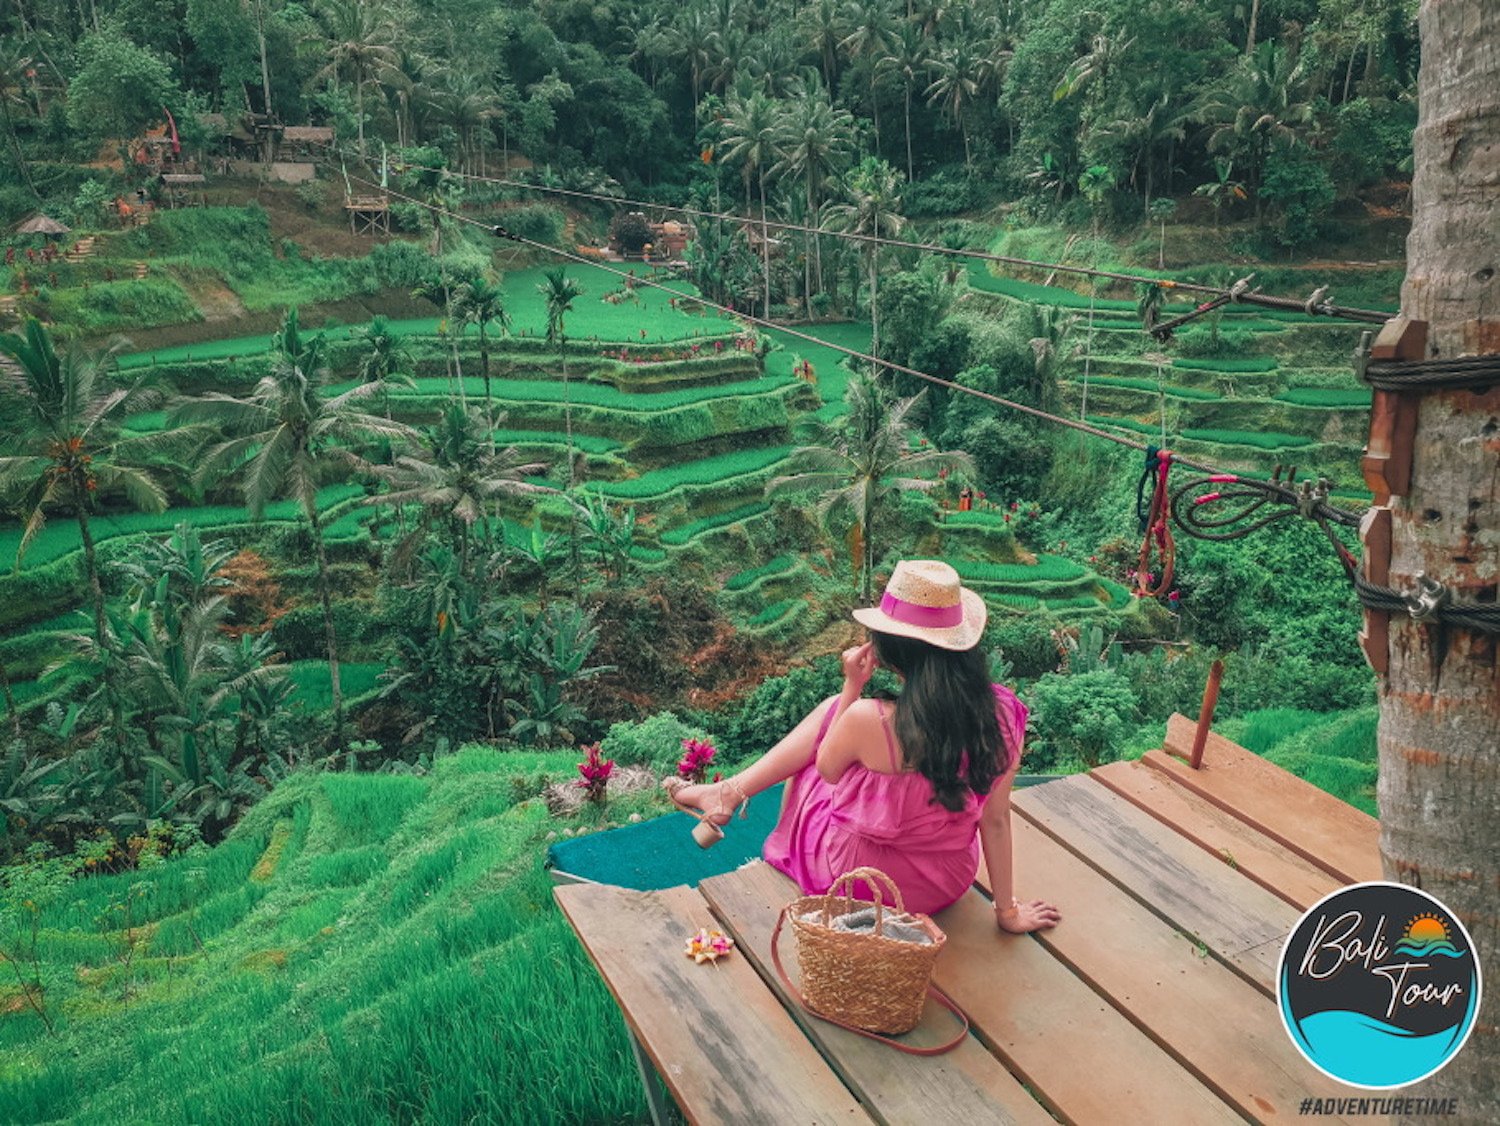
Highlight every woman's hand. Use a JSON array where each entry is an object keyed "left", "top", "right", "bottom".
[
  {"left": 996, "top": 897, "right": 1061, "bottom": 934},
  {"left": 840, "top": 642, "right": 876, "bottom": 694}
]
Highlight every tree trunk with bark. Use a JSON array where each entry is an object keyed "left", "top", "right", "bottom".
[
  {"left": 305, "top": 500, "right": 344, "bottom": 748},
  {"left": 1378, "top": 3, "right": 1499, "bottom": 1116},
  {"left": 76, "top": 507, "right": 106, "bottom": 646}
]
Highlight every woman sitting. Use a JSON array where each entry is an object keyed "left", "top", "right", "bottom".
[{"left": 665, "top": 560, "right": 1061, "bottom": 934}]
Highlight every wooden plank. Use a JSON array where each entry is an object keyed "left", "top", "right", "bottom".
[
  {"left": 979, "top": 817, "right": 1361, "bottom": 1124},
  {"left": 554, "top": 883, "right": 871, "bottom": 1126},
  {"left": 1090, "top": 759, "right": 1342, "bottom": 910},
  {"left": 700, "top": 862, "right": 1054, "bottom": 1126},
  {"left": 1150, "top": 712, "right": 1382, "bottom": 885},
  {"left": 928, "top": 889, "right": 1242, "bottom": 1125},
  {"left": 1012, "top": 776, "right": 1295, "bottom": 996}
]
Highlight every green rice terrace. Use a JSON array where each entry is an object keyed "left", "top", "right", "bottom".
[{"left": 0, "top": 0, "right": 1427, "bottom": 1108}]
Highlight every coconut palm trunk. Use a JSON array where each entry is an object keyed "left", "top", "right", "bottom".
[
  {"left": 303, "top": 497, "right": 344, "bottom": 742},
  {"left": 903, "top": 84, "right": 914, "bottom": 183},
  {"left": 1374, "top": 1, "right": 1499, "bottom": 1113},
  {"left": 75, "top": 506, "right": 106, "bottom": 645},
  {"left": 760, "top": 171, "right": 771, "bottom": 319},
  {"left": 0, "top": 655, "right": 16, "bottom": 737}
]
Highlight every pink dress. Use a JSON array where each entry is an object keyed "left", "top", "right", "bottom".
[{"left": 763, "top": 685, "right": 1028, "bottom": 916}]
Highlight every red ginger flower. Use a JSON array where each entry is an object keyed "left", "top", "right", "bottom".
[
  {"left": 576, "top": 743, "right": 614, "bottom": 802},
  {"left": 677, "top": 737, "right": 717, "bottom": 783}
]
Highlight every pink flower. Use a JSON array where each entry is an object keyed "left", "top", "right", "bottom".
[
  {"left": 1009, "top": 501, "right": 1019, "bottom": 512},
  {"left": 1168, "top": 589, "right": 1181, "bottom": 603},
  {"left": 677, "top": 737, "right": 718, "bottom": 784},
  {"left": 576, "top": 743, "right": 615, "bottom": 802}
]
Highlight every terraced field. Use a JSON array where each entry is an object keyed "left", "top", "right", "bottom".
[
  {"left": 966, "top": 255, "right": 1382, "bottom": 501},
  {"left": 3, "top": 265, "right": 1151, "bottom": 725}
]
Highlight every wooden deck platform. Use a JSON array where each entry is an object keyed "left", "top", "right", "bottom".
[{"left": 556, "top": 714, "right": 1384, "bottom": 1124}]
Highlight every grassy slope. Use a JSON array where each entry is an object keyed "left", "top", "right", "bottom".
[{"left": 0, "top": 751, "right": 653, "bottom": 1124}]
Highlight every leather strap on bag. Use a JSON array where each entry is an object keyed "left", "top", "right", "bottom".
[{"left": 769, "top": 908, "right": 970, "bottom": 1056}]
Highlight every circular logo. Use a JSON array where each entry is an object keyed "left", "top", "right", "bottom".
[{"left": 1278, "top": 881, "right": 1481, "bottom": 1089}]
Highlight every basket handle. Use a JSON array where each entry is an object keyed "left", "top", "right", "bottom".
[
  {"left": 770, "top": 907, "right": 969, "bottom": 1057},
  {"left": 823, "top": 867, "right": 907, "bottom": 936}
]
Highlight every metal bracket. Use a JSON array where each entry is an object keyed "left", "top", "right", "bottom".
[
  {"left": 1404, "top": 573, "right": 1451, "bottom": 624},
  {"left": 1353, "top": 331, "right": 1374, "bottom": 385}
]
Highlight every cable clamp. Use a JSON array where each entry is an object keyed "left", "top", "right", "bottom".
[
  {"left": 1228, "top": 274, "right": 1255, "bottom": 301},
  {"left": 1404, "top": 573, "right": 1450, "bottom": 624},
  {"left": 1353, "top": 330, "right": 1374, "bottom": 385}
]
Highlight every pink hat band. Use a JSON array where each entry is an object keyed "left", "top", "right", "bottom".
[{"left": 879, "top": 591, "right": 963, "bottom": 629}]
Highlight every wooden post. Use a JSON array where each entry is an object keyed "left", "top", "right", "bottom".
[
  {"left": 1189, "top": 659, "right": 1225, "bottom": 770},
  {"left": 1360, "top": 317, "right": 1426, "bottom": 503}
]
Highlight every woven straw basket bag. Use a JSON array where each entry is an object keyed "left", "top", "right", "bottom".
[{"left": 771, "top": 866, "right": 968, "bottom": 1054}]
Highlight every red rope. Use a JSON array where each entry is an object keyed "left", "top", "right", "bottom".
[{"left": 1135, "top": 450, "right": 1176, "bottom": 599}]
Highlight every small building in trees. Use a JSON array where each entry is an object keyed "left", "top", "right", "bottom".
[{"left": 279, "top": 126, "right": 334, "bottom": 162}]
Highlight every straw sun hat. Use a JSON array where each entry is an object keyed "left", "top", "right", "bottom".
[{"left": 850, "top": 560, "right": 987, "bottom": 651}]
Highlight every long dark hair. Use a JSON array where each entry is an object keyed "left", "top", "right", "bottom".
[{"left": 870, "top": 630, "right": 1009, "bottom": 812}]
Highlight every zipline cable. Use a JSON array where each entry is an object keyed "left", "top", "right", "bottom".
[
  {"left": 315, "top": 141, "right": 1392, "bottom": 326},
  {"left": 338, "top": 168, "right": 1480, "bottom": 620}
]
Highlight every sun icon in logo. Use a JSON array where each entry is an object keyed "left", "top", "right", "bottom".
[{"left": 1403, "top": 913, "right": 1451, "bottom": 945}]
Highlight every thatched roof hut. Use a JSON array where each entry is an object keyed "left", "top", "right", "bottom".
[{"left": 15, "top": 214, "right": 70, "bottom": 237}]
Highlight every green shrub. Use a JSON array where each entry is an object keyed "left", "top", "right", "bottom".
[
  {"left": 715, "top": 657, "right": 844, "bottom": 761},
  {"left": 600, "top": 711, "right": 713, "bottom": 775},
  {"left": 497, "top": 203, "right": 566, "bottom": 245},
  {"left": 1025, "top": 667, "right": 1139, "bottom": 770},
  {"left": 39, "top": 277, "right": 201, "bottom": 333}
]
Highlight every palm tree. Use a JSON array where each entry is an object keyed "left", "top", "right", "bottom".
[
  {"left": 925, "top": 38, "right": 981, "bottom": 167},
  {"left": 773, "top": 74, "right": 854, "bottom": 301},
  {"left": 455, "top": 276, "right": 510, "bottom": 434},
  {"left": 720, "top": 87, "right": 783, "bottom": 319},
  {"left": 171, "top": 308, "right": 416, "bottom": 745},
  {"left": 0, "top": 42, "right": 40, "bottom": 199},
  {"left": 537, "top": 268, "right": 585, "bottom": 489},
  {"left": 1195, "top": 40, "right": 1312, "bottom": 216},
  {"left": 838, "top": 0, "right": 896, "bottom": 153},
  {"left": 314, "top": 0, "right": 398, "bottom": 158},
  {"left": 111, "top": 524, "right": 288, "bottom": 824},
  {"left": 0, "top": 319, "right": 168, "bottom": 644},
  {"left": 767, "top": 375, "right": 973, "bottom": 602},
  {"left": 801, "top": 0, "right": 844, "bottom": 89},
  {"left": 430, "top": 70, "right": 500, "bottom": 174},
  {"left": 878, "top": 22, "right": 932, "bottom": 182},
  {"left": 824, "top": 158, "right": 905, "bottom": 366},
  {"left": 367, "top": 402, "right": 550, "bottom": 577},
  {"left": 357, "top": 314, "right": 413, "bottom": 419},
  {"left": 668, "top": 5, "right": 719, "bottom": 115}
]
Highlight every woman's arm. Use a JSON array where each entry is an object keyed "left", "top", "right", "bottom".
[
  {"left": 815, "top": 642, "right": 879, "bottom": 783},
  {"left": 979, "top": 753, "right": 1062, "bottom": 934}
]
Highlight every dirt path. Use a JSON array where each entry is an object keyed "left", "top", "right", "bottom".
[{"left": 194, "top": 278, "right": 247, "bottom": 321}]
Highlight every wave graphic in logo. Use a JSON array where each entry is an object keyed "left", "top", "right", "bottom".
[
  {"left": 1393, "top": 939, "right": 1463, "bottom": 959},
  {"left": 1283, "top": 1006, "right": 1477, "bottom": 1089}
]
